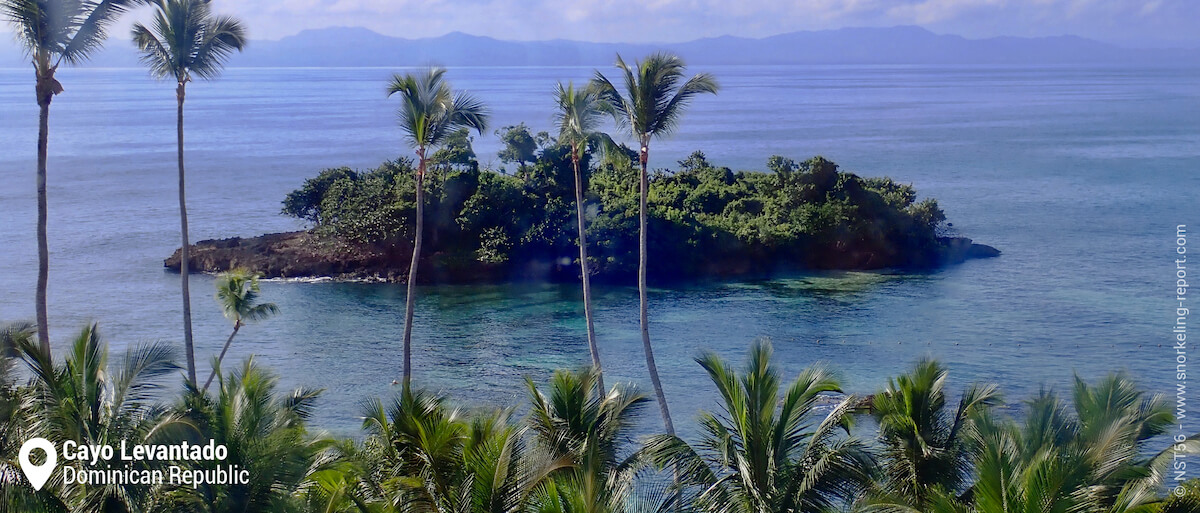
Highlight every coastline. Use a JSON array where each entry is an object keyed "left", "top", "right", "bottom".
[{"left": 165, "top": 231, "right": 1000, "bottom": 283}]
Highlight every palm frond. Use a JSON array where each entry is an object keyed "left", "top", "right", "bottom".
[
  {"left": 131, "top": 0, "right": 245, "bottom": 83},
  {"left": 59, "top": 0, "right": 143, "bottom": 66},
  {"left": 589, "top": 51, "right": 717, "bottom": 179},
  {"left": 389, "top": 67, "right": 489, "bottom": 155},
  {"left": 111, "top": 341, "right": 179, "bottom": 408},
  {"left": 188, "top": 12, "right": 246, "bottom": 81}
]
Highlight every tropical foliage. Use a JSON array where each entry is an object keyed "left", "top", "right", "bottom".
[
  {"left": 11, "top": 324, "right": 183, "bottom": 512},
  {"left": 282, "top": 151, "right": 947, "bottom": 281},
  {"left": 160, "top": 358, "right": 325, "bottom": 512},
  {"left": 0, "top": 322, "right": 1197, "bottom": 513},
  {"left": 643, "top": 339, "right": 874, "bottom": 513},
  {"left": 202, "top": 270, "right": 279, "bottom": 392},
  {"left": 859, "top": 359, "right": 1000, "bottom": 511}
]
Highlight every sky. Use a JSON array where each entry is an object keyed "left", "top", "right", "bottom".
[
  {"left": 197, "top": 0, "right": 1198, "bottom": 48},
  {"left": 1, "top": 0, "right": 1198, "bottom": 48}
]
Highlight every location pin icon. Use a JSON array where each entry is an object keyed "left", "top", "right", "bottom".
[{"left": 18, "top": 438, "right": 56, "bottom": 491}]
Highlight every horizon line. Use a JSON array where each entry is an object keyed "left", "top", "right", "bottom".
[{"left": 1, "top": 24, "right": 1198, "bottom": 53}]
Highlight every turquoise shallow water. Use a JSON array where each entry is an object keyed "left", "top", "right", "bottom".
[{"left": 0, "top": 65, "right": 1197, "bottom": 437}]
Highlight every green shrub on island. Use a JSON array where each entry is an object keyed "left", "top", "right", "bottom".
[{"left": 282, "top": 129, "right": 948, "bottom": 280}]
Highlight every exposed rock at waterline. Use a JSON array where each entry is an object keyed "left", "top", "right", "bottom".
[{"left": 166, "top": 231, "right": 999, "bottom": 283}]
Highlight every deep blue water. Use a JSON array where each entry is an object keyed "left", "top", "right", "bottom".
[{"left": 0, "top": 65, "right": 1197, "bottom": 437}]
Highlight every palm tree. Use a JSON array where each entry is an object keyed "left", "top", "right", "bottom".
[
  {"left": 355, "top": 387, "right": 563, "bottom": 513},
  {"left": 590, "top": 53, "right": 718, "bottom": 434},
  {"left": 526, "top": 368, "right": 647, "bottom": 513},
  {"left": 201, "top": 269, "right": 278, "bottom": 392},
  {"left": 132, "top": 0, "right": 247, "bottom": 388},
  {"left": 860, "top": 359, "right": 999, "bottom": 511},
  {"left": 1158, "top": 480, "right": 1200, "bottom": 513},
  {"left": 0, "top": 323, "right": 29, "bottom": 468},
  {"left": 551, "top": 83, "right": 613, "bottom": 392},
  {"left": 924, "top": 374, "right": 1199, "bottom": 513},
  {"left": 0, "top": 322, "right": 60, "bottom": 511},
  {"left": 386, "top": 68, "right": 488, "bottom": 388},
  {"left": 14, "top": 323, "right": 184, "bottom": 512},
  {"left": 643, "top": 339, "right": 874, "bottom": 513},
  {"left": 163, "top": 357, "right": 326, "bottom": 513},
  {"left": 956, "top": 404, "right": 1091, "bottom": 513},
  {"left": 2, "top": 0, "right": 144, "bottom": 355},
  {"left": 1060, "top": 373, "right": 1193, "bottom": 512},
  {"left": 300, "top": 439, "right": 385, "bottom": 513}
]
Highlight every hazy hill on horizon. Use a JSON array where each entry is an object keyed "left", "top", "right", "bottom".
[{"left": 1, "top": 25, "right": 1196, "bottom": 68}]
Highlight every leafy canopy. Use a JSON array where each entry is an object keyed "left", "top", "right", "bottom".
[
  {"left": 2, "top": 0, "right": 141, "bottom": 66},
  {"left": 387, "top": 67, "right": 489, "bottom": 155},
  {"left": 214, "top": 269, "right": 278, "bottom": 328},
  {"left": 131, "top": 0, "right": 247, "bottom": 84},
  {"left": 591, "top": 52, "right": 718, "bottom": 146}
]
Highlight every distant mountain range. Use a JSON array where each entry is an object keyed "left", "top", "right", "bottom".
[{"left": 2, "top": 25, "right": 1197, "bottom": 68}]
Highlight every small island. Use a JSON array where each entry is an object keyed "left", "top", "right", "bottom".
[{"left": 166, "top": 129, "right": 998, "bottom": 283}]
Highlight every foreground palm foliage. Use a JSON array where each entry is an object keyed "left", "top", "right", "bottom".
[
  {"left": 133, "top": 0, "right": 248, "bottom": 387},
  {"left": 1, "top": 322, "right": 1196, "bottom": 513},
  {"left": 860, "top": 359, "right": 1000, "bottom": 511},
  {"left": 163, "top": 357, "right": 324, "bottom": 512},
  {"left": 644, "top": 340, "right": 874, "bottom": 513}
]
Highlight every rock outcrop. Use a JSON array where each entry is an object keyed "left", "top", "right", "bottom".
[{"left": 166, "top": 231, "right": 1000, "bottom": 283}]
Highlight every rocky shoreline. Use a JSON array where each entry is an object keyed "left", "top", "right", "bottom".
[{"left": 165, "top": 231, "right": 1000, "bottom": 283}]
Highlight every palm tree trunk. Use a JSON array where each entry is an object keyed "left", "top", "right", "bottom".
[
  {"left": 202, "top": 322, "right": 240, "bottom": 392},
  {"left": 34, "top": 72, "right": 52, "bottom": 356},
  {"left": 402, "top": 149, "right": 427, "bottom": 388},
  {"left": 177, "top": 83, "right": 197, "bottom": 387},
  {"left": 639, "top": 144, "right": 674, "bottom": 435},
  {"left": 573, "top": 153, "right": 603, "bottom": 393}
]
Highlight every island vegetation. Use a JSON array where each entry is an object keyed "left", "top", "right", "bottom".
[{"left": 178, "top": 145, "right": 988, "bottom": 283}]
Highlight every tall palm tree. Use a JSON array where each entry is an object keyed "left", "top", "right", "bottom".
[
  {"left": 386, "top": 68, "right": 488, "bottom": 388},
  {"left": 202, "top": 269, "right": 278, "bottom": 392},
  {"left": 2, "top": 0, "right": 144, "bottom": 355},
  {"left": 14, "top": 324, "right": 184, "bottom": 512},
  {"left": 861, "top": 359, "right": 999, "bottom": 511},
  {"left": 643, "top": 339, "right": 874, "bottom": 513},
  {"left": 132, "top": 0, "right": 246, "bottom": 388},
  {"left": 552, "top": 82, "right": 612, "bottom": 392},
  {"left": 591, "top": 53, "right": 717, "bottom": 435}
]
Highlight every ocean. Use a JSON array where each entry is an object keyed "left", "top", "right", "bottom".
[{"left": 0, "top": 64, "right": 1197, "bottom": 436}]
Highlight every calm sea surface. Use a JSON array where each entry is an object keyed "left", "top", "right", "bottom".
[{"left": 0, "top": 65, "right": 1197, "bottom": 436}]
